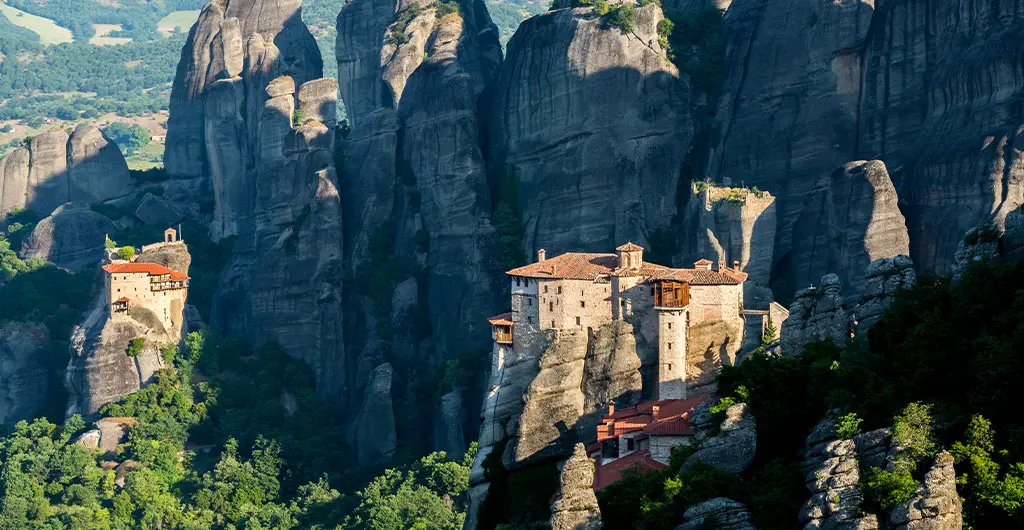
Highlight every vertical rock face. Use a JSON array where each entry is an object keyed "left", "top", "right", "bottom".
[
  {"left": 0, "top": 126, "right": 131, "bottom": 221},
  {"left": 550, "top": 443, "right": 603, "bottom": 530},
  {"left": 514, "top": 329, "right": 588, "bottom": 465},
  {"left": 0, "top": 322, "right": 50, "bottom": 425},
  {"left": 580, "top": 321, "right": 643, "bottom": 439},
  {"left": 708, "top": 0, "right": 1024, "bottom": 274},
  {"left": 352, "top": 362, "right": 397, "bottom": 465},
  {"left": 486, "top": 4, "right": 691, "bottom": 253},
  {"left": 164, "top": 0, "right": 322, "bottom": 184},
  {"left": 680, "top": 402, "right": 756, "bottom": 475},
  {"left": 211, "top": 75, "right": 345, "bottom": 398},
  {"left": 889, "top": 452, "right": 963, "bottom": 530},
  {"left": 951, "top": 224, "right": 1002, "bottom": 283},
  {"left": 19, "top": 202, "right": 117, "bottom": 273},
  {"left": 435, "top": 388, "right": 467, "bottom": 458},
  {"left": 852, "top": 256, "right": 916, "bottom": 332},
  {"left": 780, "top": 273, "right": 848, "bottom": 356},
  {"left": 798, "top": 416, "right": 881, "bottom": 530},
  {"left": 786, "top": 161, "right": 910, "bottom": 304}
]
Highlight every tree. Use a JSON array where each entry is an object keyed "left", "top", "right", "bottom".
[{"left": 117, "top": 245, "right": 136, "bottom": 260}]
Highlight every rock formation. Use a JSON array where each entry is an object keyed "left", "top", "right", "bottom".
[
  {"left": 681, "top": 401, "right": 756, "bottom": 475},
  {"left": 798, "top": 416, "right": 882, "bottom": 530},
  {"left": 852, "top": 256, "right": 916, "bottom": 332},
  {"left": 486, "top": 3, "right": 691, "bottom": 254},
  {"left": 0, "top": 322, "right": 50, "bottom": 425},
  {"left": 676, "top": 497, "right": 756, "bottom": 530},
  {"left": 19, "top": 202, "right": 117, "bottom": 273},
  {"left": 951, "top": 224, "right": 1001, "bottom": 283},
  {"left": 435, "top": 388, "right": 467, "bottom": 459},
  {"left": 0, "top": 126, "right": 132, "bottom": 221},
  {"left": 786, "top": 161, "right": 910, "bottom": 305},
  {"left": 706, "top": 0, "right": 1024, "bottom": 274},
  {"left": 134, "top": 193, "right": 184, "bottom": 227},
  {"left": 64, "top": 243, "right": 191, "bottom": 417},
  {"left": 580, "top": 321, "right": 643, "bottom": 438},
  {"left": 687, "top": 315, "right": 745, "bottom": 395},
  {"left": 889, "top": 452, "right": 963, "bottom": 530},
  {"left": 514, "top": 330, "right": 588, "bottom": 465},
  {"left": 780, "top": 273, "right": 848, "bottom": 356},
  {"left": 550, "top": 443, "right": 603, "bottom": 530},
  {"left": 351, "top": 362, "right": 397, "bottom": 465}
]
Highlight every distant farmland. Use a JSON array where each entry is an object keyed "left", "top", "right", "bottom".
[{"left": 0, "top": 1, "right": 73, "bottom": 45}]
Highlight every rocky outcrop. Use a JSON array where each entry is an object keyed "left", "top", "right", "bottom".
[
  {"left": 798, "top": 416, "right": 882, "bottom": 530},
  {"left": 137, "top": 242, "right": 192, "bottom": 277},
  {"left": 486, "top": 4, "right": 691, "bottom": 254},
  {"left": 550, "top": 443, "right": 603, "bottom": 530},
  {"left": 351, "top": 363, "right": 397, "bottom": 465},
  {"left": 19, "top": 202, "right": 117, "bottom": 273},
  {"left": 786, "top": 161, "right": 910, "bottom": 305},
  {"left": 580, "top": 321, "right": 643, "bottom": 439},
  {"left": 681, "top": 402, "right": 756, "bottom": 475},
  {"left": 707, "top": 0, "right": 1024, "bottom": 274},
  {"left": 0, "top": 322, "right": 50, "bottom": 425},
  {"left": 515, "top": 330, "right": 588, "bottom": 465},
  {"left": 134, "top": 193, "right": 184, "bottom": 227},
  {"left": 74, "top": 418, "right": 131, "bottom": 454},
  {"left": 687, "top": 316, "right": 745, "bottom": 395},
  {"left": 165, "top": 0, "right": 322, "bottom": 187},
  {"left": 676, "top": 498, "right": 756, "bottom": 530},
  {"left": 951, "top": 224, "right": 1001, "bottom": 283},
  {"left": 435, "top": 388, "right": 467, "bottom": 459},
  {"left": 852, "top": 256, "right": 916, "bottom": 332},
  {"left": 780, "top": 274, "right": 848, "bottom": 356},
  {"left": 889, "top": 452, "right": 963, "bottom": 530},
  {"left": 0, "top": 126, "right": 131, "bottom": 221}
]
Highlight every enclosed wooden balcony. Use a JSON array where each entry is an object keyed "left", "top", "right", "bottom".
[
  {"left": 488, "top": 312, "right": 515, "bottom": 345},
  {"left": 654, "top": 280, "right": 690, "bottom": 308}
]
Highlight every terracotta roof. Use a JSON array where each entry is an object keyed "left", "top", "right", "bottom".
[
  {"left": 506, "top": 253, "right": 671, "bottom": 280},
  {"left": 597, "top": 397, "right": 709, "bottom": 442},
  {"left": 488, "top": 312, "right": 514, "bottom": 326},
  {"left": 116, "top": 297, "right": 131, "bottom": 303},
  {"left": 103, "top": 262, "right": 190, "bottom": 280},
  {"left": 593, "top": 450, "right": 666, "bottom": 490},
  {"left": 644, "top": 415, "right": 695, "bottom": 436},
  {"left": 651, "top": 268, "right": 747, "bottom": 285},
  {"left": 694, "top": 258, "right": 713, "bottom": 266},
  {"left": 616, "top": 242, "right": 644, "bottom": 252}
]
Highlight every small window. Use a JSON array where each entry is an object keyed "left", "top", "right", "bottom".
[
  {"left": 668, "top": 343, "right": 673, "bottom": 350},
  {"left": 576, "top": 316, "right": 581, "bottom": 326},
  {"left": 551, "top": 320, "right": 555, "bottom": 328},
  {"left": 620, "top": 300, "right": 626, "bottom": 307},
  {"left": 667, "top": 363, "right": 673, "bottom": 371},
  {"left": 528, "top": 316, "right": 533, "bottom": 324},
  {"left": 557, "top": 286, "right": 562, "bottom": 294},
  {"left": 667, "top": 322, "right": 672, "bottom": 330},
  {"left": 651, "top": 287, "right": 655, "bottom": 295},
  {"left": 549, "top": 302, "right": 554, "bottom": 311},
  {"left": 580, "top": 290, "right": 584, "bottom": 296},
  {"left": 544, "top": 285, "right": 549, "bottom": 293},
  {"left": 516, "top": 277, "right": 521, "bottom": 286},
  {"left": 580, "top": 301, "right": 586, "bottom": 308},
  {"left": 528, "top": 298, "right": 533, "bottom": 306},
  {"left": 626, "top": 438, "right": 635, "bottom": 451}
]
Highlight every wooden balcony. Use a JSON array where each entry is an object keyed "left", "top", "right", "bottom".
[
  {"left": 494, "top": 330, "right": 513, "bottom": 344},
  {"left": 654, "top": 280, "right": 690, "bottom": 308}
]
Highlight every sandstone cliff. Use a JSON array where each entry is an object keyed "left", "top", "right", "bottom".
[
  {"left": 706, "top": 0, "right": 1024, "bottom": 274},
  {"left": 550, "top": 443, "right": 603, "bottom": 530},
  {"left": 890, "top": 453, "right": 963, "bottom": 530},
  {"left": 19, "top": 202, "right": 117, "bottom": 273},
  {"left": 780, "top": 273, "right": 848, "bottom": 356},
  {"left": 681, "top": 401, "right": 756, "bottom": 475},
  {"left": 0, "top": 322, "right": 50, "bottom": 425},
  {"left": 798, "top": 417, "right": 883, "bottom": 530},
  {"left": 351, "top": 362, "right": 397, "bottom": 465},
  {"left": 485, "top": 4, "right": 691, "bottom": 254},
  {"left": 0, "top": 126, "right": 132, "bottom": 221}
]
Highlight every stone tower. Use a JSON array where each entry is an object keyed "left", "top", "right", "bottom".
[{"left": 656, "top": 307, "right": 687, "bottom": 400}]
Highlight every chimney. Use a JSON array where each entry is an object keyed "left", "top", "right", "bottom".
[
  {"left": 651, "top": 405, "right": 660, "bottom": 419},
  {"left": 607, "top": 400, "right": 615, "bottom": 417},
  {"left": 733, "top": 260, "right": 740, "bottom": 271},
  {"left": 537, "top": 248, "right": 547, "bottom": 262},
  {"left": 717, "top": 260, "right": 726, "bottom": 271}
]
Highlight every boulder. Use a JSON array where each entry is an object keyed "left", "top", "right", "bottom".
[
  {"left": 352, "top": 363, "right": 397, "bottom": 465},
  {"left": 676, "top": 498, "right": 756, "bottom": 530},
  {"left": 134, "top": 193, "right": 184, "bottom": 227},
  {"left": 19, "top": 202, "right": 117, "bottom": 273},
  {"left": 780, "top": 274, "right": 848, "bottom": 356},
  {"left": 550, "top": 443, "right": 603, "bottom": 530},
  {"left": 67, "top": 125, "right": 133, "bottom": 204},
  {"left": 0, "top": 322, "right": 50, "bottom": 425},
  {"left": 0, "top": 147, "right": 31, "bottom": 220},
  {"left": 681, "top": 402, "right": 756, "bottom": 475},
  {"left": 26, "top": 130, "right": 71, "bottom": 215},
  {"left": 889, "top": 452, "right": 963, "bottom": 530}
]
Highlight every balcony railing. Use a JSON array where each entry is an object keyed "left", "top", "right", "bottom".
[{"left": 494, "top": 330, "right": 513, "bottom": 344}]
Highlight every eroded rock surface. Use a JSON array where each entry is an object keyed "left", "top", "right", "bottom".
[
  {"left": 780, "top": 274, "right": 848, "bottom": 356},
  {"left": 19, "top": 202, "right": 117, "bottom": 273},
  {"left": 0, "top": 322, "right": 50, "bottom": 425},
  {"left": 435, "top": 388, "right": 467, "bottom": 459},
  {"left": 676, "top": 497, "right": 756, "bottom": 530},
  {"left": 890, "top": 452, "right": 963, "bottom": 530},
  {"left": 951, "top": 224, "right": 1001, "bottom": 283},
  {"left": 550, "top": 443, "right": 603, "bottom": 530},
  {"left": 580, "top": 321, "right": 643, "bottom": 439},
  {"left": 852, "top": 256, "right": 916, "bottom": 332},
  {"left": 798, "top": 416, "right": 881, "bottom": 530},
  {"left": 681, "top": 402, "right": 756, "bottom": 475},
  {"left": 352, "top": 363, "right": 397, "bottom": 465}
]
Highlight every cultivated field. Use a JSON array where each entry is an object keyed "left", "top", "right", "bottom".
[
  {"left": 157, "top": 10, "right": 200, "bottom": 36},
  {"left": 0, "top": 1, "right": 73, "bottom": 45},
  {"left": 90, "top": 23, "right": 132, "bottom": 46}
]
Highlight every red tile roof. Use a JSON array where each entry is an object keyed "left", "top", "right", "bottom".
[
  {"left": 506, "top": 253, "right": 671, "bottom": 281},
  {"left": 593, "top": 450, "right": 666, "bottom": 490},
  {"left": 616, "top": 242, "right": 644, "bottom": 252},
  {"left": 650, "top": 267, "right": 747, "bottom": 285},
  {"left": 597, "top": 397, "right": 709, "bottom": 442},
  {"left": 488, "top": 312, "right": 514, "bottom": 326},
  {"left": 103, "top": 262, "right": 190, "bottom": 280},
  {"left": 116, "top": 297, "right": 131, "bottom": 303}
]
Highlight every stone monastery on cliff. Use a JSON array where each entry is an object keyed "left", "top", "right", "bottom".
[
  {"left": 102, "top": 228, "right": 190, "bottom": 332},
  {"left": 490, "top": 243, "right": 747, "bottom": 401}
]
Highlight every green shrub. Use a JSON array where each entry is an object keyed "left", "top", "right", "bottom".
[
  {"left": 604, "top": 3, "right": 638, "bottom": 33},
  {"left": 863, "top": 467, "right": 917, "bottom": 511},
  {"left": 435, "top": 0, "right": 460, "bottom": 18},
  {"left": 105, "top": 235, "right": 117, "bottom": 249},
  {"left": 834, "top": 412, "right": 863, "bottom": 439},
  {"left": 117, "top": 246, "right": 136, "bottom": 260},
  {"left": 891, "top": 402, "right": 936, "bottom": 471},
  {"left": 127, "top": 338, "right": 145, "bottom": 357},
  {"left": 656, "top": 18, "right": 674, "bottom": 48}
]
